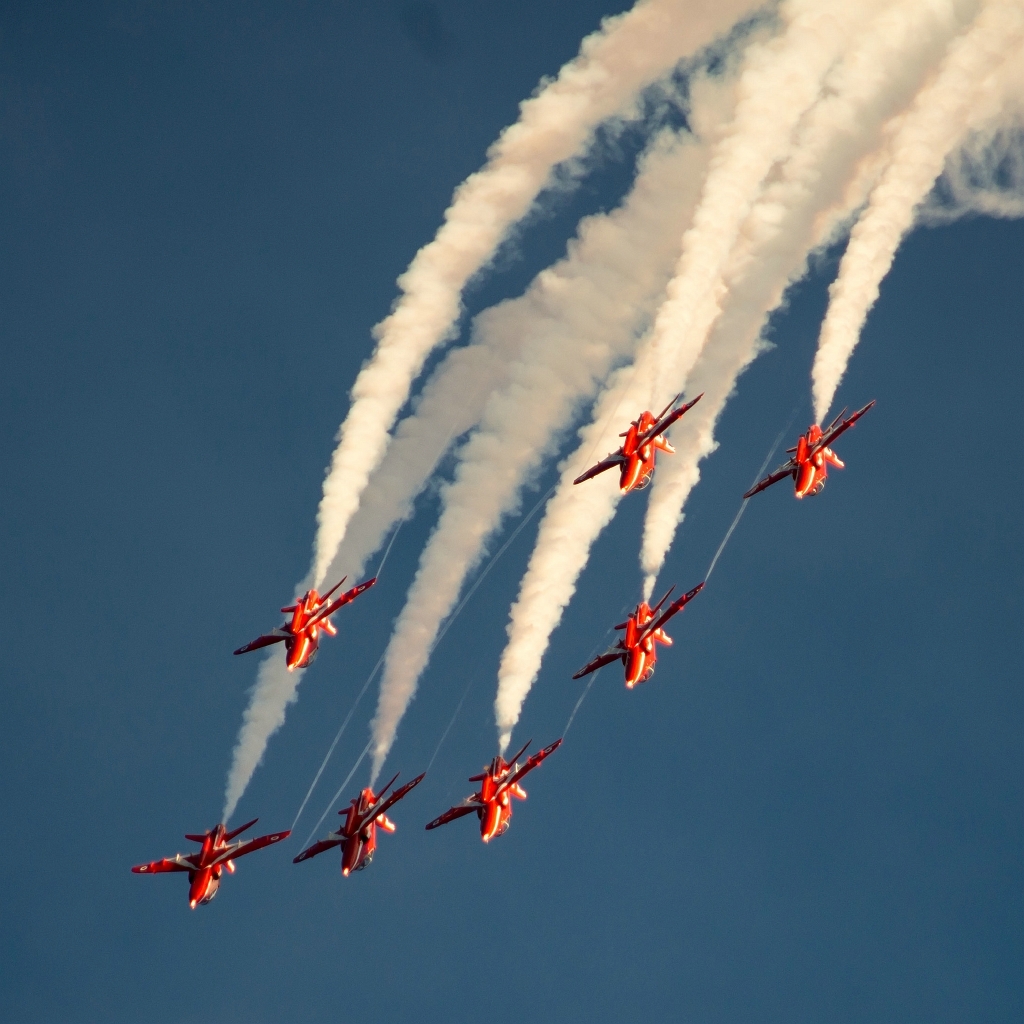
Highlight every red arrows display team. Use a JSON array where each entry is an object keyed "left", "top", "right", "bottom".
[
  {"left": 744, "top": 401, "right": 875, "bottom": 500},
  {"left": 294, "top": 771, "right": 425, "bottom": 876},
  {"left": 574, "top": 582, "right": 704, "bottom": 688},
  {"left": 234, "top": 576, "right": 376, "bottom": 670},
  {"left": 425, "top": 739, "right": 562, "bottom": 842},
  {"left": 132, "top": 819, "right": 290, "bottom": 908},
  {"left": 574, "top": 393, "right": 703, "bottom": 494}
]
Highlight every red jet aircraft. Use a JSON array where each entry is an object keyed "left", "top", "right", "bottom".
[
  {"left": 234, "top": 576, "right": 376, "bottom": 670},
  {"left": 573, "top": 582, "right": 704, "bottom": 688},
  {"left": 425, "top": 738, "right": 562, "bottom": 843},
  {"left": 744, "top": 401, "right": 875, "bottom": 500},
  {"left": 132, "top": 819, "right": 290, "bottom": 909},
  {"left": 293, "top": 771, "right": 425, "bottom": 876},
  {"left": 574, "top": 392, "right": 703, "bottom": 493}
]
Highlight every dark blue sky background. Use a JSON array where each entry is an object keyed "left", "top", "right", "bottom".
[{"left": 1, "top": 3, "right": 1020, "bottom": 1022}]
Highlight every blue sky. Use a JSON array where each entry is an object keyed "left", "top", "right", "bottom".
[{"left": 1, "top": 3, "right": 1021, "bottom": 1022}]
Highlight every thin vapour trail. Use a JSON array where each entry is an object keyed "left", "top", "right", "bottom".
[
  {"left": 290, "top": 655, "right": 383, "bottom": 833},
  {"left": 563, "top": 669, "right": 602, "bottom": 739},
  {"left": 427, "top": 679, "right": 476, "bottom": 774},
  {"left": 704, "top": 408, "right": 799, "bottom": 581},
  {"left": 303, "top": 739, "right": 373, "bottom": 850},
  {"left": 374, "top": 479, "right": 559, "bottom": 783},
  {"left": 289, "top": 522, "right": 406, "bottom": 832}
]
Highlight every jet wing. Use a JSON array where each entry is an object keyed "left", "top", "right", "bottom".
[
  {"left": 495, "top": 738, "right": 562, "bottom": 796},
  {"left": 132, "top": 853, "right": 197, "bottom": 874},
  {"left": 292, "top": 836, "right": 344, "bottom": 864},
  {"left": 573, "top": 453, "right": 624, "bottom": 485},
  {"left": 355, "top": 772, "right": 426, "bottom": 833},
  {"left": 641, "top": 581, "right": 705, "bottom": 640},
  {"left": 635, "top": 392, "right": 703, "bottom": 448},
  {"left": 234, "top": 630, "right": 289, "bottom": 656},
  {"left": 210, "top": 829, "right": 291, "bottom": 867},
  {"left": 743, "top": 461, "right": 796, "bottom": 499},
  {"left": 813, "top": 399, "right": 875, "bottom": 455},
  {"left": 571, "top": 648, "right": 623, "bottom": 680},
  {"left": 305, "top": 578, "right": 377, "bottom": 629},
  {"left": 425, "top": 802, "right": 481, "bottom": 830}
]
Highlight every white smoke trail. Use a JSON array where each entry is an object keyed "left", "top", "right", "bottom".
[
  {"left": 221, "top": 0, "right": 760, "bottom": 819},
  {"left": 811, "top": 0, "right": 1024, "bottom": 424},
  {"left": 310, "top": 0, "right": 762, "bottom": 590},
  {"left": 493, "top": 0, "right": 896, "bottom": 751},
  {"left": 224, "top": 656, "right": 300, "bottom": 820},
  {"left": 321, "top": 340, "right": 524, "bottom": 588},
  {"left": 367, "top": 123, "right": 719, "bottom": 782},
  {"left": 638, "top": 0, "right": 981, "bottom": 593}
]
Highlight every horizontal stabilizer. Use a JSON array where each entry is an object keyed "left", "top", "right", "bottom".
[
  {"left": 497, "top": 738, "right": 562, "bottom": 796},
  {"left": 212, "top": 829, "right": 290, "bottom": 867},
  {"left": 305, "top": 577, "right": 377, "bottom": 629}
]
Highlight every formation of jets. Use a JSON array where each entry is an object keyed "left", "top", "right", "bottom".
[{"left": 134, "top": 393, "right": 874, "bottom": 907}]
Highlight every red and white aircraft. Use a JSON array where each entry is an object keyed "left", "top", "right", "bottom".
[
  {"left": 425, "top": 739, "right": 562, "bottom": 843},
  {"left": 744, "top": 401, "right": 875, "bottom": 500},
  {"left": 573, "top": 582, "right": 704, "bottom": 688},
  {"left": 132, "top": 819, "right": 290, "bottom": 909},
  {"left": 293, "top": 771, "right": 425, "bottom": 876},
  {"left": 234, "top": 576, "right": 376, "bottom": 670},
  {"left": 574, "top": 393, "right": 703, "bottom": 494}
]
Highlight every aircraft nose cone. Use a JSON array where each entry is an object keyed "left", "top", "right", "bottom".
[
  {"left": 342, "top": 868, "right": 350, "bottom": 877},
  {"left": 189, "top": 899, "right": 197, "bottom": 910}
]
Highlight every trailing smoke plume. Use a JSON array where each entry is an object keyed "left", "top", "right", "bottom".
[
  {"left": 494, "top": 0, "right": 901, "bottom": 750},
  {"left": 368, "top": 124, "right": 717, "bottom": 781},
  {"left": 224, "top": 657, "right": 301, "bottom": 820},
  {"left": 812, "top": 0, "right": 1024, "bottom": 425},
  {"left": 309, "top": 0, "right": 762, "bottom": 591}
]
